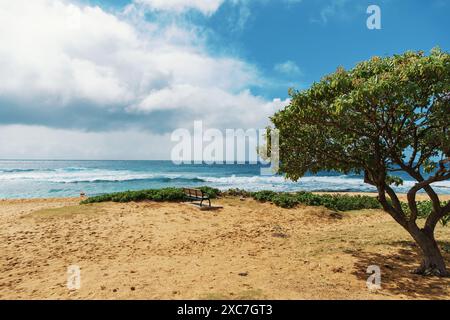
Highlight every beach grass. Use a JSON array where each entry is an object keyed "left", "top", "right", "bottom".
[
  {"left": 79, "top": 188, "right": 449, "bottom": 225},
  {"left": 80, "top": 186, "right": 221, "bottom": 205}
]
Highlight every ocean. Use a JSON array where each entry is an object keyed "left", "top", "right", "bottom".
[{"left": 0, "top": 160, "right": 449, "bottom": 199}]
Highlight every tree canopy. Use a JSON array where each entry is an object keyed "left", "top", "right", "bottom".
[{"left": 270, "top": 48, "right": 450, "bottom": 276}]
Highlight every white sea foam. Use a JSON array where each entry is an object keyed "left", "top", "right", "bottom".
[
  {"left": 198, "top": 174, "right": 450, "bottom": 192},
  {"left": 0, "top": 167, "right": 449, "bottom": 194},
  {"left": 0, "top": 168, "right": 165, "bottom": 183}
]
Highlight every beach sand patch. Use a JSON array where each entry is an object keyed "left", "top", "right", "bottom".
[
  {"left": 29, "top": 204, "right": 106, "bottom": 219},
  {"left": 0, "top": 196, "right": 449, "bottom": 300}
]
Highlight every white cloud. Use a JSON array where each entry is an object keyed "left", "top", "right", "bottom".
[
  {"left": 274, "top": 60, "right": 302, "bottom": 76},
  {"left": 131, "top": 84, "right": 289, "bottom": 129},
  {"left": 0, "top": 0, "right": 137, "bottom": 106},
  {"left": 0, "top": 0, "right": 254, "bottom": 105},
  {"left": 310, "top": 0, "right": 353, "bottom": 24},
  {"left": 134, "top": 0, "right": 225, "bottom": 15},
  {"left": 0, "top": 125, "right": 171, "bottom": 160},
  {"left": 0, "top": 0, "right": 271, "bottom": 124},
  {"left": 0, "top": 0, "right": 288, "bottom": 158}
]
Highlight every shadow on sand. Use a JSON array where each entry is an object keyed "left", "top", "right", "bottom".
[{"left": 345, "top": 240, "right": 450, "bottom": 299}]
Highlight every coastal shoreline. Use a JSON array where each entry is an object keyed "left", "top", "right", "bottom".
[{"left": 1, "top": 191, "right": 448, "bottom": 202}]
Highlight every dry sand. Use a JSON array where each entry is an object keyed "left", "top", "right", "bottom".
[{"left": 0, "top": 194, "right": 449, "bottom": 300}]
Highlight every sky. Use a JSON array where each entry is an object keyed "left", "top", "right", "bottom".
[{"left": 0, "top": 0, "right": 448, "bottom": 160}]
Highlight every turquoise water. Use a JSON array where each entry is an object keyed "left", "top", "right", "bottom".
[{"left": 0, "top": 160, "right": 448, "bottom": 199}]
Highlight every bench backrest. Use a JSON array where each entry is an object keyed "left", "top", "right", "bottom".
[{"left": 183, "top": 188, "right": 204, "bottom": 198}]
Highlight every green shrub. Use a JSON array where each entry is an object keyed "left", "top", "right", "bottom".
[
  {"left": 224, "top": 188, "right": 252, "bottom": 197},
  {"left": 401, "top": 201, "right": 449, "bottom": 226},
  {"left": 80, "top": 187, "right": 446, "bottom": 226},
  {"left": 80, "top": 186, "right": 220, "bottom": 205},
  {"left": 295, "top": 192, "right": 324, "bottom": 206},
  {"left": 251, "top": 190, "right": 278, "bottom": 202},
  {"left": 81, "top": 187, "right": 185, "bottom": 204},
  {"left": 272, "top": 193, "right": 298, "bottom": 208},
  {"left": 316, "top": 194, "right": 381, "bottom": 211},
  {"left": 198, "top": 186, "right": 221, "bottom": 199},
  {"left": 250, "top": 191, "right": 382, "bottom": 211}
]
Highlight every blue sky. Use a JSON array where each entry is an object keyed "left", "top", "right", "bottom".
[
  {"left": 0, "top": 0, "right": 448, "bottom": 159},
  {"left": 90, "top": 0, "right": 450, "bottom": 98}
]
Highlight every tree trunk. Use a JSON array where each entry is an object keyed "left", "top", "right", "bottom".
[{"left": 410, "top": 229, "right": 448, "bottom": 277}]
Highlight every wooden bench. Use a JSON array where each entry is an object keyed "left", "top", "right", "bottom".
[{"left": 183, "top": 188, "right": 211, "bottom": 207}]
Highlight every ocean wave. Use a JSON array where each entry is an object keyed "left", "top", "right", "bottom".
[
  {"left": 199, "top": 175, "right": 293, "bottom": 184},
  {"left": 66, "top": 177, "right": 206, "bottom": 184},
  {"left": 197, "top": 174, "right": 450, "bottom": 193},
  {"left": 199, "top": 174, "right": 450, "bottom": 186},
  {"left": 1, "top": 167, "right": 449, "bottom": 193},
  {"left": 0, "top": 168, "right": 143, "bottom": 182},
  {"left": 59, "top": 167, "right": 91, "bottom": 172},
  {"left": 0, "top": 168, "right": 207, "bottom": 184},
  {"left": 199, "top": 174, "right": 368, "bottom": 186},
  {"left": 0, "top": 168, "right": 54, "bottom": 173},
  {"left": 0, "top": 167, "right": 89, "bottom": 173},
  {"left": 195, "top": 174, "right": 370, "bottom": 192}
]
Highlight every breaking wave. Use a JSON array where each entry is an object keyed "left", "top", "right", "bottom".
[{"left": 1, "top": 161, "right": 449, "bottom": 198}]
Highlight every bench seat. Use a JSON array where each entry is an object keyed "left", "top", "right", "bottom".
[{"left": 183, "top": 188, "right": 211, "bottom": 207}]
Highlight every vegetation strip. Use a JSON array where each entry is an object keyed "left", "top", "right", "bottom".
[{"left": 80, "top": 187, "right": 448, "bottom": 225}]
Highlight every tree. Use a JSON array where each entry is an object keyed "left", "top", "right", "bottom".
[{"left": 269, "top": 49, "right": 450, "bottom": 276}]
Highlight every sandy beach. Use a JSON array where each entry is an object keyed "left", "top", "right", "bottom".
[{"left": 1, "top": 194, "right": 449, "bottom": 300}]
